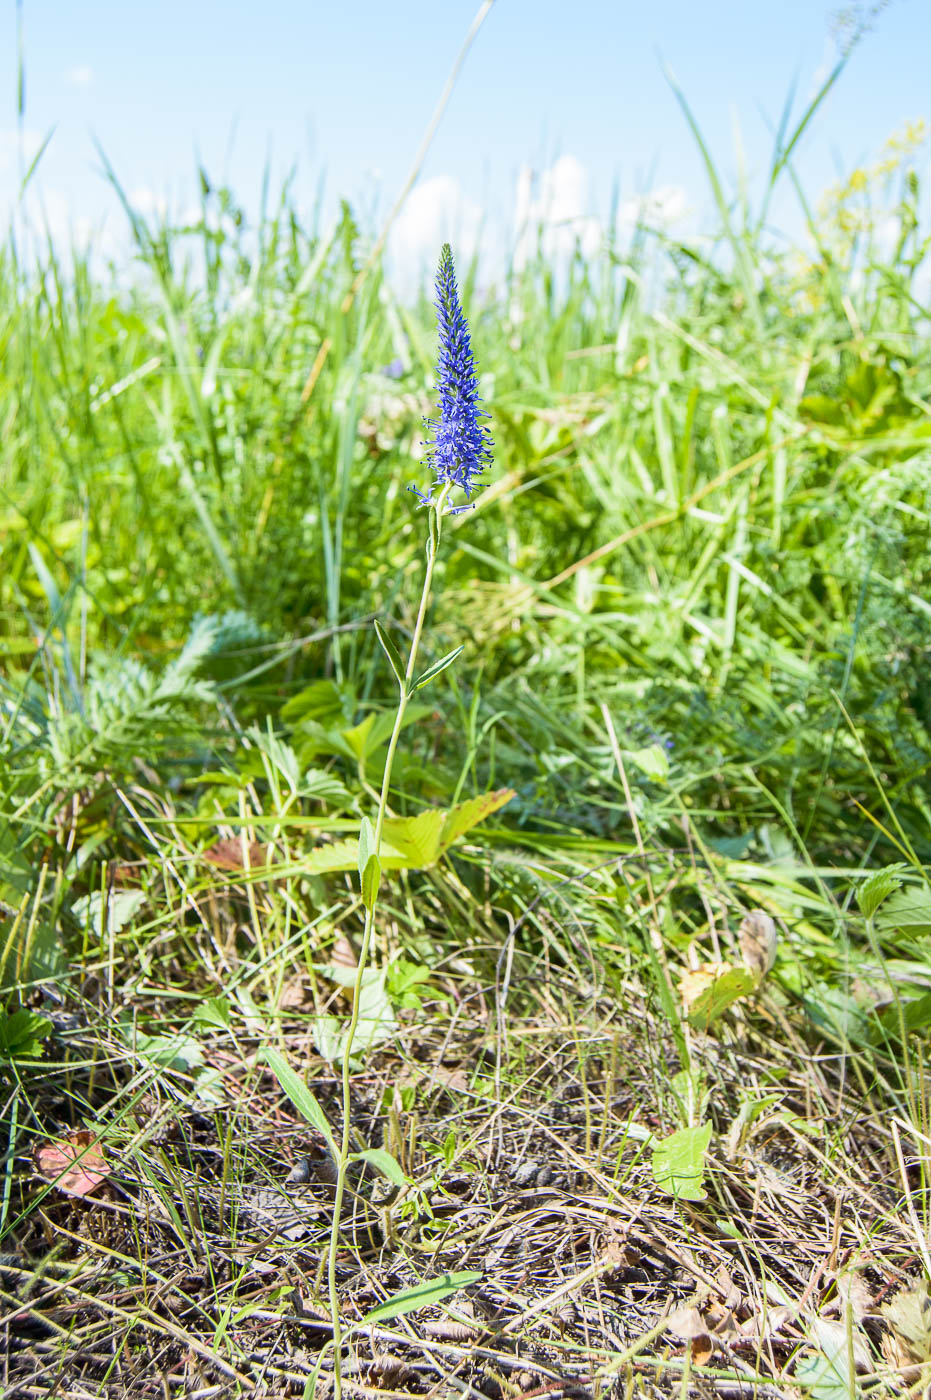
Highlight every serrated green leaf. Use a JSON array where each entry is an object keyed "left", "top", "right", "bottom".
[
  {"left": 876, "top": 886, "right": 931, "bottom": 935},
  {"left": 413, "top": 646, "right": 463, "bottom": 691},
  {"left": 261, "top": 1047, "right": 338, "bottom": 1156},
  {"left": 437, "top": 788, "right": 516, "bottom": 853},
  {"left": 349, "top": 1147, "right": 408, "bottom": 1186},
  {"left": 302, "top": 789, "right": 515, "bottom": 878},
  {"left": 342, "top": 712, "right": 377, "bottom": 762},
  {"left": 357, "top": 1270, "right": 483, "bottom": 1327},
  {"left": 374, "top": 619, "right": 406, "bottom": 690},
  {"left": 300, "top": 768, "right": 351, "bottom": 805},
  {"left": 879, "top": 991, "right": 931, "bottom": 1036},
  {"left": 651, "top": 1122, "right": 713, "bottom": 1201},
  {"left": 310, "top": 967, "right": 398, "bottom": 1063},
  {"left": 383, "top": 809, "right": 445, "bottom": 866},
  {"left": 858, "top": 864, "right": 907, "bottom": 919},
  {"left": 0, "top": 1009, "right": 52, "bottom": 1059},
  {"left": 193, "top": 996, "right": 231, "bottom": 1029},
  {"left": 685, "top": 966, "right": 757, "bottom": 1031},
  {"left": 304, "top": 836, "right": 406, "bottom": 876}
]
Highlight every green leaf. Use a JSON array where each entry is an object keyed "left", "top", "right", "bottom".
[
  {"left": 311, "top": 967, "right": 399, "bottom": 1063},
  {"left": 386, "top": 957, "right": 437, "bottom": 1010},
  {"left": 342, "top": 712, "right": 377, "bottom": 762},
  {"left": 361, "top": 852, "right": 381, "bottom": 911},
  {"left": 357, "top": 1270, "right": 483, "bottom": 1327},
  {"left": 358, "top": 815, "right": 381, "bottom": 910},
  {"left": 651, "top": 1122, "right": 713, "bottom": 1201},
  {"left": 128, "top": 1027, "right": 204, "bottom": 1073},
  {"left": 261, "top": 1047, "right": 338, "bottom": 1157},
  {"left": 685, "top": 966, "right": 757, "bottom": 1031},
  {"left": 358, "top": 816, "right": 376, "bottom": 879},
  {"left": 374, "top": 619, "right": 406, "bottom": 690},
  {"left": 626, "top": 744, "right": 670, "bottom": 782},
  {"left": 304, "top": 836, "right": 405, "bottom": 877},
  {"left": 413, "top": 646, "right": 463, "bottom": 691},
  {"left": 0, "top": 1009, "right": 52, "bottom": 1059},
  {"left": 879, "top": 991, "right": 931, "bottom": 1036},
  {"left": 858, "top": 864, "right": 907, "bottom": 919},
  {"left": 794, "top": 1330, "right": 857, "bottom": 1400},
  {"left": 437, "top": 788, "right": 515, "bottom": 853},
  {"left": 383, "top": 809, "right": 445, "bottom": 866},
  {"left": 193, "top": 996, "right": 231, "bottom": 1029},
  {"left": 349, "top": 1147, "right": 408, "bottom": 1186},
  {"left": 876, "top": 886, "right": 931, "bottom": 935},
  {"left": 302, "top": 789, "right": 515, "bottom": 877},
  {"left": 72, "top": 888, "right": 146, "bottom": 937}
]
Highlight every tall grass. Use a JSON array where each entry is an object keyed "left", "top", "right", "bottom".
[{"left": 1, "top": 123, "right": 929, "bottom": 1043}]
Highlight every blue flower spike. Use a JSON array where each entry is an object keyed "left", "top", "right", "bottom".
[{"left": 417, "top": 244, "right": 493, "bottom": 514}]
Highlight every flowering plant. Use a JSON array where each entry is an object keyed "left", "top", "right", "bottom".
[{"left": 325, "top": 244, "right": 492, "bottom": 1395}]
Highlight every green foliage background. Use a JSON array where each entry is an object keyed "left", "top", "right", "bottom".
[{"left": 1, "top": 120, "right": 930, "bottom": 1019}]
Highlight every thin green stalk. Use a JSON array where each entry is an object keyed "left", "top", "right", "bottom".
[{"left": 326, "top": 483, "right": 451, "bottom": 1400}]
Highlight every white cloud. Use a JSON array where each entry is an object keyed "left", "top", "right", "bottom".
[
  {"left": 388, "top": 174, "right": 483, "bottom": 296},
  {"left": 65, "top": 65, "right": 93, "bottom": 87},
  {"left": 128, "top": 185, "right": 170, "bottom": 220},
  {"left": 512, "top": 155, "right": 602, "bottom": 270},
  {"left": 617, "top": 184, "right": 690, "bottom": 229}
]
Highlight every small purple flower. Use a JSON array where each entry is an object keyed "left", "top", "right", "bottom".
[
  {"left": 415, "top": 244, "right": 493, "bottom": 512},
  {"left": 382, "top": 356, "right": 405, "bottom": 379}
]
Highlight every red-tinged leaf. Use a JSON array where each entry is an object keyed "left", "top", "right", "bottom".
[
  {"left": 203, "top": 838, "right": 271, "bottom": 871},
  {"left": 34, "top": 1131, "right": 110, "bottom": 1197}
]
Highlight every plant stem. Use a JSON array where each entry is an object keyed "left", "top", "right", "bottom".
[{"left": 327, "top": 485, "right": 450, "bottom": 1400}]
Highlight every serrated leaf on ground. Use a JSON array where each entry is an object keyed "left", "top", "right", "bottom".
[
  {"left": 34, "top": 1132, "right": 110, "bottom": 1197},
  {"left": 383, "top": 808, "right": 445, "bottom": 866},
  {"left": 438, "top": 788, "right": 515, "bottom": 853},
  {"left": 303, "top": 836, "right": 408, "bottom": 875},
  {"left": 680, "top": 963, "right": 757, "bottom": 1030},
  {"left": 0, "top": 1009, "right": 52, "bottom": 1058},
  {"left": 876, "top": 887, "right": 931, "bottom": 935}
]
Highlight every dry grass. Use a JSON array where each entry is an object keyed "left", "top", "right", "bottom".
[{"left": 4, "top": 878, "right": 925, "bottom": 1400}]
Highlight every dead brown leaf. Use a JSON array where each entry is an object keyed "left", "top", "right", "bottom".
[
  {"left": 666, "top": 1304, "right": 709, "bottom": 1340},
  {"left": 836, "top": 1270, "right": 875, "bottom": 1324},
  {"left": 202, "top": 838, "right": 270, "bottom": 871},
  {"left": 34, "top": 1131, "right": 110, "bottom": 1197},
  {"left": 690, "top": 1332, "right": 713, "bottom": 1366},
  {"left": 277, "top": 975, "right": 316, "bottom": 1011},
  {"left": 666, "top": 1304, "right": 713, "bottom": 1364},
  {"left": 882, "top": 1281, "right": 931, "bottom": 1366},
  {"left": 331, "top": 933, "right": 357, "bottom": 972}
]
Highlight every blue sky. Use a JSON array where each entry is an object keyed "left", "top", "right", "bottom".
[{"left": 2, "top": 0, "right": 927, "bottom": 283}]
